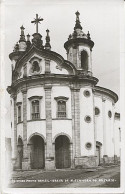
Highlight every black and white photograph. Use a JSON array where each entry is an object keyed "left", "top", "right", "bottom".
[{"left": 0, "top": 0, "right": 125, "bottom": 193}]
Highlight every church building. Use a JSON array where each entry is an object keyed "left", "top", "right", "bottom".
[{"left": 7, "top": 12, "right": 120, "bottom": 170}]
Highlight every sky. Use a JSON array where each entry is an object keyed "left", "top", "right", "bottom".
[{"left": 3, "top": 0, "right": 123, "bottom": 137}]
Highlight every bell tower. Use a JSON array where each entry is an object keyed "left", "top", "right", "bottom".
[{"left": 64, "top": 11, "right": 94, "bottom": 75}]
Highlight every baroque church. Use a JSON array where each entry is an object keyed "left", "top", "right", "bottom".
[{"left": 7, "top": 12, "right": 120, "bottom": 170}]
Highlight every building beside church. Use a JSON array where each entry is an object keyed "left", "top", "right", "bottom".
[{"left": 7, "top": 12, "right": 120, "bottom": 170}]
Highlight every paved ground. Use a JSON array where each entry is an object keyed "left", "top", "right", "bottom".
[{"left": 8, "top": 165, "right": 120, "bottom": 188}]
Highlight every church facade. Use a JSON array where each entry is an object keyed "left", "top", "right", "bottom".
[{"left": 7, "top": 12, "right": 120, "bottom": 170}]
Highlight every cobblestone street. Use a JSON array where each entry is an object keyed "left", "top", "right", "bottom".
[{"left": 8, "top": 165, "right": 120, "bottom": 188}]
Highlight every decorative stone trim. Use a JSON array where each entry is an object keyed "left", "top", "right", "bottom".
[
  {"left": 29, "top": 56, "right": 42, "bottom": 75},
  {"left": 96, "top": 141, "right": 102, "bottom": 147},
  {"left": 27, "top": 119, "right": 46, "bottom": 122},
  {"left": 52, "top": 118, "right": 72, "bottom": 120},
  {"left": 54, "top": 96, "right": 69, "bottom": 102},
  {"left": 28, "top": 96, "right": 42, "bottom": 101},
  {"left": 16, "top": 102, "right": 22, "bottom": 106},
  {"left": 83, "top": 90, "right": 90, "bottom": 97},
  {"left": 84, "top": 115, "right": 91, "bottom": 123},
  {"left": 85, "top": 142, "right": 92, "bottom": 150}
]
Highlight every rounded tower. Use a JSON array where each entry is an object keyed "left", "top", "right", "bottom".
[{"left": 64, "top": 11, "right": 94, "bottom": 75}]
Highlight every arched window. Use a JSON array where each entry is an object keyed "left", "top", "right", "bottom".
[
  {"left": 18, "top": 106, "right": 21, "bottom": 123},
  {"left": 32, "top": 100, "right": 40, "bottom": 119},
  {"left": 57, "top": 101, "right": 66, "bottom": 118},
  {"left": 81, "top": 50, "right": 88, "bottom": 70}
]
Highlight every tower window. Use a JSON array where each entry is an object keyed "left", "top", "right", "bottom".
[
  {"left": 57, "top": 101, "right": 66, "bottom": 118},
  {"left": 81, "top": 50, "right": 88, "bottom": 70},
  {"left": 32, "top": 100, "right": 40, "bottom": 119},
  {"left": 18, "top": 106, "right": 21, "bottom": 123}
]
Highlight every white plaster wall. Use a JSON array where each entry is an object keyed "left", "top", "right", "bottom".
[
  {"left": 27, "top": 121, "right": 46, "bottom": 142},
  {"left": 51, "top": 86, "right": 71, "bottom": 119},
  {"left": 114, "top": 118, "right": 120, "bottom": 157},
  {"left": 50, "top": 61, "right": 68, "bottom": 74},
  {"left": 17, "top": 123, "right": 23, "bottom": 141},
  {"left": 80, "top": 87, "right": 95, "bottom": 156},
  {"left": 104, "top": 99, "right": 114, "bottom": 157},
  {"left": 52, "top": 120, "right": 72, "bottom": 142},
  {"left": 94, "top": 96, "right": 104, "bottom": 157},
  {"left": 27, "top": 54, "right": 45, "bottom": 76},
  {"left": 27, "top": 87, "right": 45, "bottom": 120}
]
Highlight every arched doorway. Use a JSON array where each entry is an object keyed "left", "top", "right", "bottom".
[
  {"left": 17, "top": 137, "right": 23, "bottom": 169},
  {"left": 55, "top": 135, "right": 71, "bottom": 169},
  {"left": 29, "top": 135, "right": 45, "bottom": 169}
]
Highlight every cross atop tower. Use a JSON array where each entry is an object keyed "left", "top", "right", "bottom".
[{"left": 31, "top": 14, "right": 43, "bottom": 33}]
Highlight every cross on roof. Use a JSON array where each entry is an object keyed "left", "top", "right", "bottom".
[{"left": 31, "top": 14, "right": 43, "bottom": 33}]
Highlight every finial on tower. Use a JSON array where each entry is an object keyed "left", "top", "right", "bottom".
[
  {"left": 26, "top": 34, "right": 31, "bottom": 50},
  {"left": 31, "top": 14, "right": 43, "bottom": 33},
  {"left": 74, "top": 11, "right": 82, "bottom": 30},
  {"left": 45, "top": 29, "right": 51, "bottom": 50},
  {"left": 19, "top": 25, "right": 26, "bottom": 42},
  {"left": 87, "top": 31, "right": 91, "bottom": 40}
]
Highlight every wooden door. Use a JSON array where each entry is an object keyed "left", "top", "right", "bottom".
[
  {"left": 55, "top": 136, "right": 70, "bottom": 169},
  {"left": 18, "top": 148, "right": 23, "bottom": 169},
  {"left": 31, "top": 136, "right": 45, "bottom": 169}
]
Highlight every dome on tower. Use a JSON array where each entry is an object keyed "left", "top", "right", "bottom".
[{"left": 64, "top": 11, "right": 94, "bottom": 51}]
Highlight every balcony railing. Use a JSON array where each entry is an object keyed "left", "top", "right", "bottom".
[
  {"left": 57, "top": 111, "right": 66, "bottom": 118},
  {"left": 32, "top": 113, "right": 40, "bottom": 120}
]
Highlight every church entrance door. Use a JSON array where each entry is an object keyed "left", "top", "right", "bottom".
[
  {"left": 30, "top": 135, "right": 45, "bottom": 169},
  {"left": 55, "top": 135, "right": 71, "bottom": 169}
]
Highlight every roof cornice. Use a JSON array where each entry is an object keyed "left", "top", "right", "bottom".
[{"left": 94, "top": 86, "right": 118, "bottom": 103}]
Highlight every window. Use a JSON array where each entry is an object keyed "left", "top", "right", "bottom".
[
  {"left": 28, "top": 96, "right": 42, "bottom": 120},
  {"left": 83, "top": 90, "right": 90, "bottom": 97},
  {"left": 85, "top": 115, "right": 91, "bottom": 123},
  {"left": 18, "top": 106, "right": 21, "bottom": 123},
  {"left": 81, "top": 50, "right": 88, "bottom": 70},
  {"left": 85, "top": 142, "right": 92, "bottom": 150},
  {"left": 57, "top": 101, "right": 66, "bottom": 118},
  {"left": 108, "top": 110, "right": 112, "bottom": 118},
  {"left": 32, "top": 100, "right": 40, "bottom": 119},
  {"left": 54, "top": 96, "right": 69, "bottom": 119},
  {"left": 95, "top": 107, "right": 100, "bottom": 116}
]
